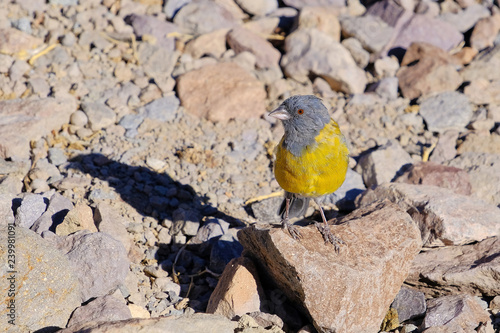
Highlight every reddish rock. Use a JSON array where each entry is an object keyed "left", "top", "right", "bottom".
[
  {"left": 394, "top": 161, "right": 472, "bottom": 195},
  {"left": 227, "top": 26, "right": 281, "bottom": 69},
  {"left": 207, "top": 257, "right": 266, "bottom": 318},
  {"left": 407, "top": 236, "right": 500, "bottom": 297},
  {"left": 0, "top": 97, "right": 77, "bottom": 160},
  {"left": 176, "top": 63, "right": 266, "bottom": 123},
  {"left": 238, "top": 201, "right": 422, "bottom": 333},
  {"left": 358, "top": 183, "right": 500, "bottom": 246},
  {"left": 397, "top": 42, "right": 462, "bottom": 100}
]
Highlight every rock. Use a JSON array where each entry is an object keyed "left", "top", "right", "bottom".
[
  {"left": 391, "top": 286, "right": 426, "bottom": 322},
  {"left": 386, "top": 14, "right": 463, "bottom": 56},
  {"left": 207, "top": 257, "right": 266, "bottom": 318},
  {"left": 422, "top": 294, "right": 491, "bottom": 331},
  {"left": 67, "top": 295, "right": 132, "bottom": 327},
  {"left": 283, "top": 0, "right": 345, "bottom": 8},
  {"left": 94, "top": 202, "right": 132, "bottom": 254},
  {"left": 357, "top": 140, "right": 413, "bottom": 188},
  {"left": 0, "top": 226, "right": 80, "bottom": 332},
  {"left": 70, "top": 110, "right": 88, "bottom": 127},
  {"left": 55, "top": 203, "right": 97, "bottom": 236},
  {"left": 341, "top": 37, "right": 369, "bottom": 69},
  {"left": 126, "top": 14, "right": 178, "bottom": 51},
  {"left": 195, "top": 218, "right": 230, "bottom": 242},
  {"left": 374, "top": 56, "right": 400, "bottom": 78},
  {"left": 0, "top": 193, "right": 14, "bottom": 226},
  {"left": 128, "top": 303, "right": 151, "bottom": 319},
  {"left": 372, "top": 76, "right": 399, "bottom": 100},
  {"left": 173, "top": 0, "right": 239, "bottom": 35},
  {"left": 298, "top": 6, "right": 342, "bottom": 41},
  {"left": 490, "top": 296, "right": 500, "bottom": 315},
  {"left": 82, "top": 101, "right": 117, "bottom": 131},
  {"left": 447, "top": 152, "right": 500, "bottom": 206},
  {"left": 251, "top": 196, "right": 283, "bottom": 223},
  {"left": 464, "top": 79, "right": 500, "bottom": 105},
  {"left": 48, "top": 147, "right": 68, "bottom": 166},
  {"left": 238, "top": 201, "right": 422, "bottom": 333},
  {"left": 457, "top": 132, "right": 500, "bottom": 155},
  {"left": 185, "top": 28, "right": 229, "bottom": 59},
  {"left": 397, "top": 42, "right": 462, "bottom": 100},
  {"left": 0, "top": 27, "right": 43, "bottom": 56},
  {"left": 143, "top": 95, "right": 180, "bottom": 122},
  {"left": 340, "top": 15, "right": 394, "bottom": 53},
  {"left": 14, "top": 194, "right": 47, "bottom": 229},
  {"left": 365, "top": 0, "right": 412, "bottom": 27},
  {"left": 177, "top": 62, "right": 266, "bottom": 122},
  {"left": 440, "top": 4, "right": 490, "bottom": 33},
  {"left": 227, "top": 26, "right": 281, "bottom": 69},
  {"left": 394, "top": 161, "right": 472, "bottom": 195},
  {"left": 470, "top": 14, "right": 500, "bottom": 51},
  {"left": 418, "top": 91, "right": 472, "bottom": 133},
  {"left": 210, "top": 233, "right": 243, "bottom": 273},
  {"left": 429, "top": 130, "right": 458, "bottom": 164},
  {"left": 461, "top": 43, "right": 500, "bottom": 82},
  {"left": 9, "top": 59, "right": 31, "bottom": 82},
  {"left": 138, "top": 43, "right": 179, "bottom": 92},
  {"left": 281, "top": 28, "right": 367, "bottom": 94},
  {"left": 248, "top": 312, "right": 284, "bottom": 330},
  {"left": 0, "top": 97, "right": 77, "bottom": 159},
  {"left": 235, "top": 0, "right": 278, "bottom": 16},
  {"left": 163, "top": 0, "right": 191, "bottom": 19},
  {"left": 31, "top": 192, "right": 74, "bottom": 233},
  {"left": 172, "top": 207, "right": 201, "bottom": 236},
  {"left": 51, "top": 231, "right": 129, "bottom": 303},
  {"left": 59, "top": 313, "right": 238, "bottom": 333},
  {"left": 357, "top": 183, "right": 500, "bottom": 246},
  {"left": 450, "top": 46, "right": 478, "bottom": 66},
  {"left": 407, "top": 236, "right": 500, "bottom": 297}
]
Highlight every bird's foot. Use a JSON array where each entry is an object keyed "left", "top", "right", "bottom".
[
  {"left": 282, "top": 218, "right": 302, "bottom": 240},
  {"left": 315, "top": 222, "right": 345, "bottom": 251}
]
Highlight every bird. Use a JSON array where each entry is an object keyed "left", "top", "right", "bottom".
[{"left": 269, "top": 95, "right": 349, "bottom": 250}]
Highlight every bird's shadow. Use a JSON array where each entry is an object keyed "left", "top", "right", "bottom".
[{"left": 67, "top": 153, "right": 239, "bottom": 226}]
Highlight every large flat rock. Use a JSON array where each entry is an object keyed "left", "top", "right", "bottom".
[{"left": 238, "top": 201, "right": 422, "bottom": 333}]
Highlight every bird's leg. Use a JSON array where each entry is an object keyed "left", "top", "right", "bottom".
[
  {"left": 314, "top": 199, "right": 345, "bottom": 251},
  {"left": 281, "top": 197, "right": 302, "bottom": 240}
]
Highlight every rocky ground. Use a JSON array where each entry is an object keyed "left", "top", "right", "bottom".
[{"left": 0, "top": 0, "right": 500, "bottom": 332}]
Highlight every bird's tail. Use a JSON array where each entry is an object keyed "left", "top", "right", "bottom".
[{"left": 278, "top": 192, "right": 310, "bottom": 219}]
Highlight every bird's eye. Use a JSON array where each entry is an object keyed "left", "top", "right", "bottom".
[{"left": 297, "top": 109, "right": 304, "bottom": 115}]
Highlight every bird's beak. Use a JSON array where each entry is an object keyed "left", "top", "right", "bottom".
[{"left": 268, "top": 106, "right": 291, "bottom": 120}]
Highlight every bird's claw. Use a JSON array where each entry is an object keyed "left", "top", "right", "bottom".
[
  {"left": 282, "top": 218, "right": 302, "bottom": 240},
  {"left": 315, "top": 223, "right": 345, "bottom": 251}
]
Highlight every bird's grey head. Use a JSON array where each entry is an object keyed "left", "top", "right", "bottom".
[{"left": 269, "top": 95, "right": 330, "bottom": 155}]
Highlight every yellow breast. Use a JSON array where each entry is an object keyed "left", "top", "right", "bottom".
[{"left": 274, "top": 118, "right": 349, "bottom": 197}]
